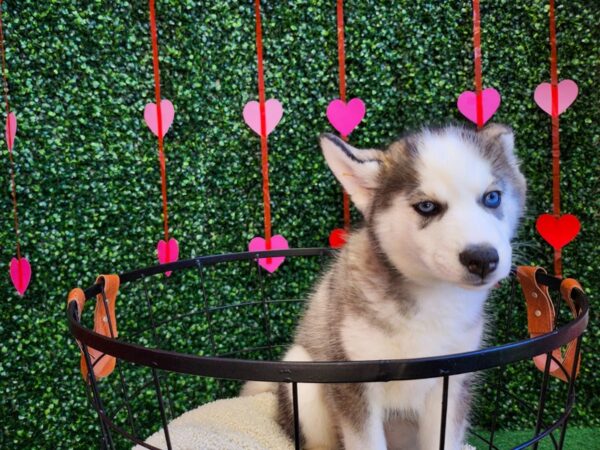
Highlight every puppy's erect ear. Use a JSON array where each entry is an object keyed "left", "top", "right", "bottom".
[
  {"left": 479, "top": 123, "right": 518, "bottom": 167},
  {"left": 319, "top": 133, "right": 384, "bottom": 213},
  {"left": 479, "top": 123, "right": 527, "bottom": 223}
]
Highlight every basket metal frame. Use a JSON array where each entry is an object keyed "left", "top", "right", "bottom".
[{"left": 67, "top": 248, "right": 589, "bottom": 450}]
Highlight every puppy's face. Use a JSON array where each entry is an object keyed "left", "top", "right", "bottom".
[{"left": 320, "top": 124, "right": 527, "bottom": 289}]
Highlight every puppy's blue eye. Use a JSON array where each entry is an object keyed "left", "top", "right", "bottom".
[
  {"left": 414, "top": 201, "right": 440, "bottom": 216},
  {"left": 483, "top": 191, "right": 501, "bottom": 208}
]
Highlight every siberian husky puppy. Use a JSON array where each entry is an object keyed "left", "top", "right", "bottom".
[{"left": 244, "top": 124, "right": 527, "bottom": 450}]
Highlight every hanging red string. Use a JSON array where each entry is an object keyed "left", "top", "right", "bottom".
[
  {"left": 0, "top": 1, "right": 20, "bottom": 260},
  {"left": 336, "top": 0, "right": 351, "bottom": 230},
  {"left": 0, "top": 1, "right": 31, "bottom": 296},
  {"left": 253, "top": 0, "right": 272, "bottom": 250},
  {"left": 548, "top": 0, "right": 562, "bottom": 276},
  {"left": 148, "top": 0, "right": 170, "bottom": 246},
  {"left": 472, "top": 0, "right": 484, "bottom": 129}
]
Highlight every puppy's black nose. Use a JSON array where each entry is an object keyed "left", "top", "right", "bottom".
[{"left": 459, "top": 245, "right": 499, "bottom": 278}]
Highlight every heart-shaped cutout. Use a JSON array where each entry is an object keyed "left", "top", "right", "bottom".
[
  {"left": 534, "top": 80, "right": 578, "bottom": 116},
  {"left": 10, "top": 256, "right": 31, "bottom": 296},
  {"left": 144, "top": 99, "right": 175, "bottom": 137},
  {"left": 157, "top": 238, "right": 179, "bottom": 277},
  {"left": 243, "top": 99, "right": 283, "bottom": 136},
  {"left": 5, "top": 112, "right": 16, "bottom": 151},
  {"left": 328, "top": 228, "right": 348, "bottom": 249},
  {"left": 457, "top": 88, "right": 501, "bottom": 125},
  {"left": 536, "top": 214, "right": 581, "bottom": 249},
  {"left": 248, "top": 234, "right": 289, "bottom": 273},
  {"left": 326, "top": 98, "right": 366, "bottom": 136}
]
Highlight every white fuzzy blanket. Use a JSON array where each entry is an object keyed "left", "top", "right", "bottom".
[
  {"left": 135, "top": 393, "right": 292, "bottom": 450},
  {"left": 136, "top": 392, "right": 476, "bottom": 450}
]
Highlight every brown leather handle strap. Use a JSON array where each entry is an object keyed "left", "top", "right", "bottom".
[
  {"left": 67, "top": 288, "right": 86, "bottom": 320},
  {"left": 516, "top": 266, "right": 554, "bottom": 335},
  {"left": 94, "top": 274, "right": 120, "bottom": 339},
  {"left": 80, "top": 274, "right": 120, "bottom": 381},
  {"left": 560, "top": 278, "right": 582, "bottom": 317},
  {"left": 556, "top": 277, "right": 583, "bottom": 382},
  {"left": 517, "top": 266, "right": 583, "bottom": 382}
]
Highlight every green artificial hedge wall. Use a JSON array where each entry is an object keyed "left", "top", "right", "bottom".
[{"left": 0, "top": 1, "right": 598, "bottom": 448}]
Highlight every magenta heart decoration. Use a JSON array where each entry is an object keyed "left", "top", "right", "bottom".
[
  {"left": 144, "top": 99, "right": 175, "bottom": 137},
  {"left": 534, "top": 80, "right": 578, "bottom": 116},
  {"left": 10, "top": 256, "right": 31, "bottom": 296},
  {"left": 326, "top": 98, "right": 366, "bottom": 136},
  {"left": 243, "top": 99, "right": 283, "bottom": 136},
  {"left": 5, "top": 112, "right": 16, "bottom": 151},
  {"left": 457, "top": 88, "right": 501, "bottom": 125},
  {"left": 156, "top": 238, "right": 179, "bottom": 277},
  {"left": 248, "top": 234, "right": 289, "bottom": 273}
]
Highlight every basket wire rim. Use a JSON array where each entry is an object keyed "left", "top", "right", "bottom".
[{"left": 67, "top": 248, "right": 589, "bottom": 384}]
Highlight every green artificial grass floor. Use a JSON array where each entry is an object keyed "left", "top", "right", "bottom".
[{"left": 468, "top": 427, "right": 599, "bottom": 449}]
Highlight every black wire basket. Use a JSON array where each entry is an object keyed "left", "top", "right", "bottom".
[{"left": 67, "top": 248, "right": 589, "bottom": 450}]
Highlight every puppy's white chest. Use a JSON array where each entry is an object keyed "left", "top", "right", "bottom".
[
  {"left": 341, "top": 286, "right": 485, "bottom": 362},
  {"left": 341, "top": 286, "right": 485, "bottom": 417}
]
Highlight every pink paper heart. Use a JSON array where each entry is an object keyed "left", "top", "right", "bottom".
[
  {"left": 10, "top": 257, "right": 31, "bottom": 296},
  {"left": 457, "top": 88, "right": 501, "bottom": 125},
  {"left": 326, "top": 98, "right": 366, "bottom": 136},
  {"left": 144, "top": 99, "right": 175, "bottom": 137},
  {"left": 248, "top": 234, "right": 289, "bottom": 273},
  {"left": 156, "top": 238, "right": 179, "bottom": 277},
  {"left": 5, "top": 112, "right": 16, "bottom": 151},
  {"left": 534, "top": 80, "right": 579, "bottom": 116},
  {"left": 243, "top": 99, "right": 283, "bottom": 136}
]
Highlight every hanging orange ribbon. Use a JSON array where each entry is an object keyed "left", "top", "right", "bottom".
[
  {"left": 0, "top": 2, "right": 20, "bottom": 259},
  {"left": 472, "top": 0, "right": 484, "bottom": 129},
  {"left": 245, "top": 1, "right": 289, "bottom": 272},
  {"left": 0, "top": 1, "right": 32, "bottom": 296},
  {"left": 548, "top": 0, "right": 562, "bottom": 276},
  {"left": 457, "top": 0, "right": 500, "bottom": 128},
  {"left": 336, "top": 0, "right": 351, "bottom": 230},
  {"left": 533, "top": 0, "right": 581, "bottom": 276},
  {"left": 148, "top": 0, "right": 170, "bottom": 247},
  {"left": 253, "top": 0, "right": 272, "bottom": 250}
]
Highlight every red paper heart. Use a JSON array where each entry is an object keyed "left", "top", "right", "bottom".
[
  {"left": 329, "top": 228, "right": 347, "bottom": 248},
  {"left": 536, "top": 214, "right": 581, "bottom": 249}
]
